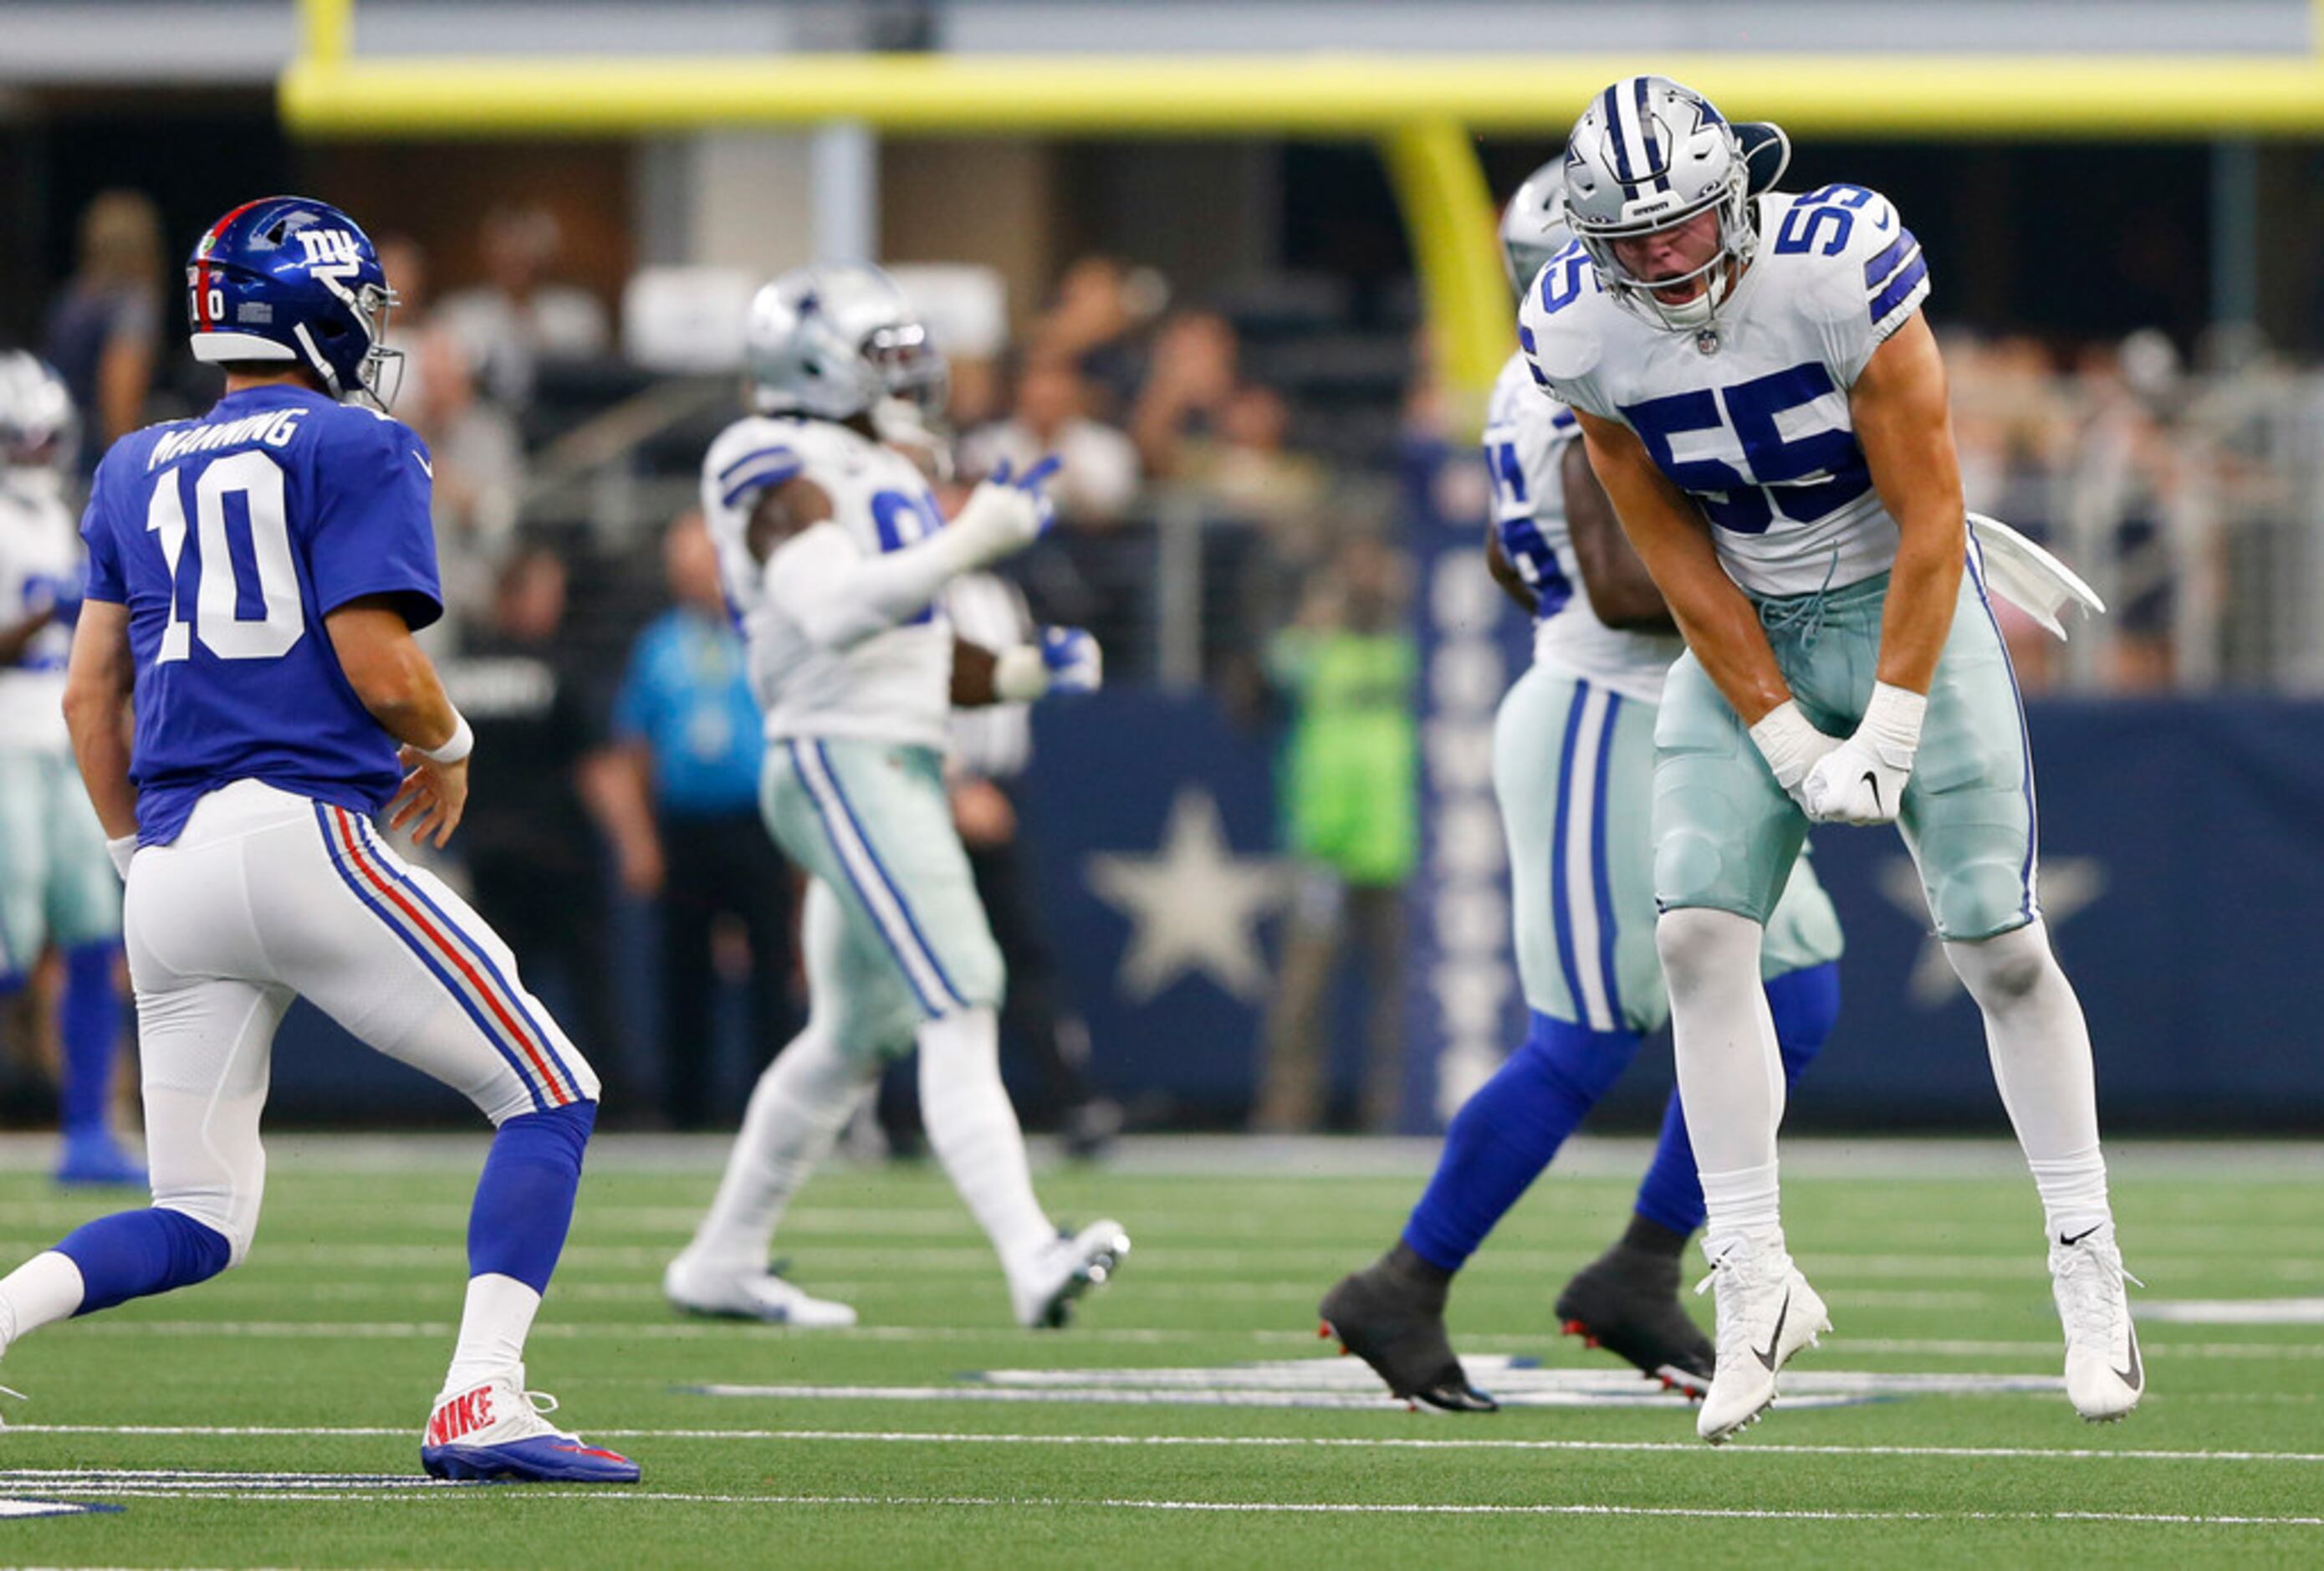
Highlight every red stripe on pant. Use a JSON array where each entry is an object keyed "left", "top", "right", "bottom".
[{"left": 327, "top": 807, "right": 573, "bottom": 1106}]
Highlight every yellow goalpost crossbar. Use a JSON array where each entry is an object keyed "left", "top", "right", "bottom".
[{"left": 282, "top": 0, "right": 2324, "bottom": 412}]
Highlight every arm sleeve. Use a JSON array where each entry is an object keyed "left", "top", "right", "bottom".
[
  {"left": 764, "top": 519, "right": 982, "bottom": 652},
  {"left": 307, "top": 414, "right": 444, "bottom": 630},
  {"left": 78, "top": 459, "right": 126, "bottom": 604}
]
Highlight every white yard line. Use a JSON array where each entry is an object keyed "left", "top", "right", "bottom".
[{"left": 10, "top": 1426, "right": 2324, "bottom": 1465}]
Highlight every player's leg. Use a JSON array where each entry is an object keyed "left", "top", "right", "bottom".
[
  {"left": 666, "top": 878, "right": 888, "bottom": 1327},
  {"left": 278, "top": 798, "right": 632, "bottom": 1481},
  {"left": 45, "top": 753, "right": 138, "bottom": 1185},
  {"left": 0, "top": 796, "right": 289, "bottom": 1359},
  {"left": 1651, "top": 651, "right": 1831, "bottom": 1440},
  {"left": 1324, "top": 671, "right": 1642, "bottom": 1407},
  {"left": 774, "top": 738, "right": 1124, "bottom": 1326},
  {"left": 1902, "top": 565, "right": 2135, "bottom": 1420}
]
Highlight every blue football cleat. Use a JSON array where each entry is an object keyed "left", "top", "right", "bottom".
[
  {"left": 53, "top": 1132, "right": 147, "bottom": 1189},
  {"left": 420, "top": 1372, "right": 638, "bottom": 1484}
]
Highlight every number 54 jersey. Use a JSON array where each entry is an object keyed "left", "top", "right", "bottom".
[
  {"left": 80, "top": 385, "right": 443, "bottom": 847},
  {"left": 1520, "top": 184, "right": 1931, "bottom": 600},
  {"left": 701, "top": 414, "right": 953, "bottom": 753}
]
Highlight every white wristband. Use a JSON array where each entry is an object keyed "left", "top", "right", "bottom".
[
  {"left": 420, "top": 713, "right": 474, "bottom": 765},
  {"left": 1746, "top": 699, "right": 1830, "bottom": 791},
  {"left": 991, "top": 644, "right": 1050, "bottom": 704},
  {"left": 106, "top": 833, "right": 139, "bottom": 882}
]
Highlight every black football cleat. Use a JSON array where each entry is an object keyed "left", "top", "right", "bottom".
[
  {"left": 1555, "top": 1241, "right": 1715, "bottom": 1396},
  {"left": 1318, "top": 1248, "right": 1498, "bottom": 1413}
]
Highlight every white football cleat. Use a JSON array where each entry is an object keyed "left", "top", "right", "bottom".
[
  {"left": 1009, "top": 1220, "right": 1131, "bottom": 1328},
  {"left": 1694, "top": 1232, "right": 1830, "bottom": 1444},
  {"left": 663, "top": 1252, "right": 858, "bottom": 1328},
  {"left": 2050, "top": 1221, "right": 2143, "bottom": 1422},
  {"left": 420, "top": 1369, "right": 638, "bottom": 1483}
]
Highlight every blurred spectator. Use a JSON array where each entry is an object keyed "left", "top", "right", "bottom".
[
  {"left": 1252, "top": 536, "right": 1418, "bottom": 1133},
  {"left": 436, "top": 206, "right": 610, "bottom": 411},
  {"left": 43, "top": 190, "right": 165, "bottom": 475},
  {"left": 1028, "top": 255, "right": 1169, "bottom": 416},
  {"left": 1134, "top": 312, "right": 1326, "bottom": 535},
  {"left": 439, "top": 549, "right": 626, "bottom": 1083},
  {"left": 377, "top": 235, "right": 524, "bottom": 644},
  {"left": 604, "top": 512, "right": 800, "bottom": 1130},
  {"left": 960, "top": 356, "right": 1142, "bottom": 525}
]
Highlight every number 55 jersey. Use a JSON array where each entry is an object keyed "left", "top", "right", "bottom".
[
  {"left": 79, "top": 385, "right": 442, "bottom": 847},
  {"left": 1520, "top": 184, "right": 1929, "bottom": 599}
]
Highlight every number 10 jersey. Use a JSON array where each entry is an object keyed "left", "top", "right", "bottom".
[
  {"left": 1520, "top": 184, "right": 1932, "bottom": 600},
  {"left": 80, "top": 386, "right": 443, "bottom": 847}
]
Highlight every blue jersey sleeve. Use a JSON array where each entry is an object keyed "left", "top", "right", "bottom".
[
  {"left": 610, "top": 623, "right": 666, "bottom": 744},
  {"left": 307, "top": 412, "right": 444, "bottom": 631},
  {"left": 79, "top": 453, "right": 127, "bottom": 604}
]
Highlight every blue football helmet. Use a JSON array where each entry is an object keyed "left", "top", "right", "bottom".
[{"left": 186, "top": 196, "right": 401, "bottom": 407}]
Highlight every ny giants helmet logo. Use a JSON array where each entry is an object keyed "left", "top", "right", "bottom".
[{"left": 296, "top": 228, "right": 363, "bottom": 270}]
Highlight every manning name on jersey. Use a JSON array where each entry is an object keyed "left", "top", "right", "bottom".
[
  {"left": 1519, "top": 183, "right": 1930, "bottom": 600},
  {"left": 702, "top": 414, "right": 953, "bottom": 752}
]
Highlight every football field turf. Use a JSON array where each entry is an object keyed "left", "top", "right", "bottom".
[{"left": 1, "top": 1134, "right": 2319, "bottom": 1567}]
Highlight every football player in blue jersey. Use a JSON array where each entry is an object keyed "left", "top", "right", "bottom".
[
  {"left": 0, "top": 197, "right": 637, "bottom": 1483},
  {"left": 1530, "top": 78, "right": 2137, "bottom": 1440}
]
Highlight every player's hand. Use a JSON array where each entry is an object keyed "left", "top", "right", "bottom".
[
  {"left": 1746, "top": 699, "right": 1843, "bottom": 816},
  {"left": 950, "top": 775, "right": 1017, "bottom": 847},
  {"left": 1799, "top": 683, "right": 1927, "bottom": 826},
  {"left": 389, "top": 745, "right": 468, "bottom": 847},
  {"left": 952, "top": 455, "right": 1063, "bottom": 565},
  {"left": 1036, "top": 626, "right": 1102, "bottom": 695}
]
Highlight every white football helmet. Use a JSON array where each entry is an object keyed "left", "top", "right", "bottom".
[
  {"left": 743, "top": 261, "right": 948, "bottom": 422},
  {"left": 1561, "top": 76, "right": 1763, "bottom": 331},
  {"left": 0, "top": 352, "right": 77, "bottom": 471},
  {"left": 1499, "top": 161, "right": 1576, "bottom": 297}
]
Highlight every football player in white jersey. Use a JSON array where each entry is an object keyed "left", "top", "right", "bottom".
[
  {"left": 1320, "top": 171, "right": 1843, "bottom": 1410},
  {"left": 1525, "top": 77, "right": 2136, "bottom": 1440},
  {"left": 0, "top": 353, "right": 140, "bottom": 1186},
  {"left": 666, "top": 264, "right": 1128, "bottom": 1328}
]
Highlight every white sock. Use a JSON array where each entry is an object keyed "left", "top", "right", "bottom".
[
  {"left": 441, "top": 1272, "right": 540, "bottom": 1396},
  {"left": 1944, "top": 922, "right": 2113, "bottom": 1241},
  {"left": 685, "top": 1024, "right": 873, "bottom": 1272},
  {"left": 1658, "top": 908, "right": 1786, "bottom": 1245},
  {"left": 917, "top": 1006, "right": 1055, "bottom": 1274},
  {"left": 0, "top": 1251, "right": 87, "bottom": 1350}
]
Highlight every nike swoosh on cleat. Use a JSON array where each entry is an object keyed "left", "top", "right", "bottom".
[
  {"left": 2060, "top": 1224, "right": 2104, "bottom": 1246},
  {"left": 2115, "top": 1326, "right": 2143, "bottom": 1390},
  {"left": 1754, "top": 1289, "right": 1792, "bottom": 1371}
]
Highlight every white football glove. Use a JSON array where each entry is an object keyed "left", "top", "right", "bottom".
[
  {"left": 947, "top": 455, "right": 1062, "bottom": 569},
  {"left": 1748, "top": 700, "right": 1843, "bottom": 816},
  {"left": 992, "top": 626, "right": 1103, "bottom": 702},
  {"left": 1799, "top": 682, "right": 1928, "bottom": 826},
  {"left": 106, "top": 832, "right": 139, "bottom": 882}
]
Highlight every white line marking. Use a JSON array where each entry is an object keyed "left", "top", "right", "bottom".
[
  {"left": 59, "top": 1320, "right": 1316, "bottom": 1346},
  {"left": 13, "top": 1426, "right": 2321, "bottom": 1465}
]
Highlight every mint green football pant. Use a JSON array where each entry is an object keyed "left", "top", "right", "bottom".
[
  {"left": 1494, "top": 663, "right": 1843, "bottom": 1037},
  {"left": 762, "top": 736, "right": 1005, "bottom": 1060},
  {"left": 0, "top": 748, "right": 121, "bottom": 980},
  {"left": 1652, "top": 561, "right": 2038, "bottom": 941}
]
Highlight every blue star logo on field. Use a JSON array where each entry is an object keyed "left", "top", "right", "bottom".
[
  {"left": 1879, "top": 856, "right": 2106, "bottom": 1008},
  {"left": 1085, "top": 788, "right": 1286, "bottom": 1004}
]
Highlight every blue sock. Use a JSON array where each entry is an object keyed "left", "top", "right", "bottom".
[
  {"left": 1402, "top": 1012, "right": 1642, "bottom": 1273},
  {"left": 58, "top": 1208, "right": 232, "bottom": 1314},
  {"left": 60, "top": 943, "right": 125, "bottom": 1137},
  {"left": 1632, "top": 961, "right": 1844, "bottom": 1237},
  {"left": 468, "top": 1101, "right": 595, "bottom": 1293}
]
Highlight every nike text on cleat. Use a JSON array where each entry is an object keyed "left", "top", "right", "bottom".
[
  {"left": 662, "top": 1252, "right": 858, "bottom": 1328},
  {"left": 1010, "top": 1220, "right": 1130, "bottom": 1328},
  {"left": 1693, "top": 1234, "right": 1830, "bottom": 1443},
  {"left": 1317, "top": 1254, "right": 1498, "bottom": 1414},
  {"left": 2051, "top": 1221, "right": 2144, "bottom": 1422},
  {"left": 1554, "top": 1241, "right": 1714, "bottom": 1395},
  {"left": 419, "top": 1370, "right": 638, "bottom": 1484}
]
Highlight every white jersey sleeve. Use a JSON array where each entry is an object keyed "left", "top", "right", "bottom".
[
  {"left": 699, "top": 414, "right": 954, "bottom": 751},
  {"left": 1776, "top": 183, "right": 1930, "bottom": 386},
  {"left": 1483, "top": 353, "right": 1680, "bottom": 705}
]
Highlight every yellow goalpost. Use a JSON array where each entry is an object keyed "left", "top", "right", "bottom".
[{"left": 280, "top": 0, "right": 2324, "bottom": 412}]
